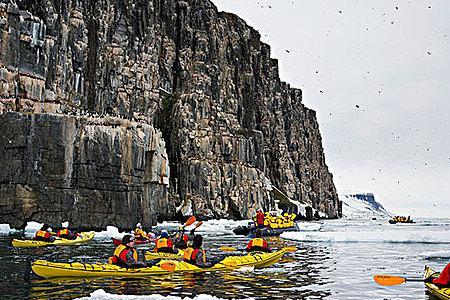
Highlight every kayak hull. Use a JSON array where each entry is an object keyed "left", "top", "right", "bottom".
[
  {"left": 32, "top": 248, "right": 288, "bottom": 278},
  {"left": 424, "top": 266, "right": 450, "bottom": 300},
  {"left": 12, "top": 232, "right": 95, "bottom": 248}
]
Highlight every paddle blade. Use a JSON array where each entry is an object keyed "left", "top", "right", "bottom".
[
  {"left": 374, "top": 275, "right": 406, "bottom": 286},
  {"left": 184, "top": 216, "right": 196, "bottom": 227},
  {"left": 219, "top": 246, "right": 237, "bottom": 252},
  {"left": 160, "top": 261, "right": 177, "bottom": 272}
]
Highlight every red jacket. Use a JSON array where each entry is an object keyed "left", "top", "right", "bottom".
[
  {"left": 256, "top": 212, "right": 265, "bottom": 226},
  {"left": 433, "top": 263, "right": 450, "bottom": 286}
]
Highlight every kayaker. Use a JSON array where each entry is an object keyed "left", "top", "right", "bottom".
[
  {"left": 154, "top": 230, "right": 177, "bottom": 253},
  {"left": 56, "top": 223, "right": 79, "bottom": 240},
  {"left": 34, "top": 224, "right": 56, "bottom": 242},
  {"left": 183, "top": 234, "right": 212, "bottom": 267},
  {"left": 254, "top": 209, "right": 265, "bottom": 229},
  {"left": 425, "top": 263, "right": 450, "bottom": 287},
  {"left": 111, "top": 235, "right": 149, "bottom": 268},
  {"left": 134, "top": 223, "right": 150, "bottom": 241},
  {"left": 246, "top": 229, "right": 270, "bottom": 252},
  {"left": 174, "top": 227, "right": 189, "bottom": 249}
]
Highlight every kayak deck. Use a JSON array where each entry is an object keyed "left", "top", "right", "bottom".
[
  {"left": 424, "top": 265, "right": 450, "bottom": 300},
  {"left": 12, "top": 232, "right": 95, "bottom": 248},
  {"left": 145, "top": 250, "right": 184, "bottom": 260}
]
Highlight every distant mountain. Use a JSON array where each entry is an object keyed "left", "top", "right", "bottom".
[{"left": 341, "top": 193, "right": 391, "bottom": 219}]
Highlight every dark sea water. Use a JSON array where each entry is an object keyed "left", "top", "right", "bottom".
[{"left": 1, "top": 218, "right": 449, "bottom": 299}]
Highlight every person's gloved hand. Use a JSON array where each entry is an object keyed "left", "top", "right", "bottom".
[{"left": 424, "top": 277, "right": 434, "bottom": 283}]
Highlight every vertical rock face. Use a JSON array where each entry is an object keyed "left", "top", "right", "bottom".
[
  {"left": 0, "top": 112, "right": 169, "bottom": 229},
  {"left": 0, "top": 0, "right": 340, "bottom": 228}
]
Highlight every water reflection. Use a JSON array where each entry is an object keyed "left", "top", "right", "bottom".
[{"left": 2, "top": 219, "right": 447, "bottom": 299}]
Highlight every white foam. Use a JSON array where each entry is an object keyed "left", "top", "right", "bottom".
[
  {"left": 281, "top": 228, "right": 450, "bottom": 244},
  {"left": 0, "top": 224, "right": 19, "bottom": 235},
  {"left": 94, "top": 226, "right": 125, "bottom": 240},
  {"left": 296, "top": 222, "right": 321, "bottom": 231},
  {"left": 75, "top": 289, "right": 248, "bottom": 300}
]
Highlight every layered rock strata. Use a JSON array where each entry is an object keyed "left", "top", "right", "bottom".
[{"left": 0, "top": 0, "right": 340, "bottom": 229}]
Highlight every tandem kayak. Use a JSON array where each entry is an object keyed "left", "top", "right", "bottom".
[
  {"left": 424, "top": 265, "right": 450, "bottom": 300},
  {"left": 12, "top": 232, "right": 95, "bottom": 248},
  {"left": 31, "top": 247, "right": 293, "bottom": 278},
  {"left": 144, "top": 250, "right": 184, "bottom": 260}
]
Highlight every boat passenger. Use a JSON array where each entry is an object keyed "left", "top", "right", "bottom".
[
  {"left": 56, "top": 223, "right": 78, "bottom": 240},
  {"left": 154, "top": 230, "right": 177, "bottom": 253},
  {"left": 183, "top": 234, "right": 212, "bottom": 267},
  {"left": 134, "top": 223, "right": 150, "bottom": 241},
  {"left": 255, "top": 209, "right": 265, "bottom": 229},
  {"left": 34, "top": 224, "right": 55, "bottom": 242},
  {"left": 111, "top": 235, "right": 148, "bottom": 268},
  {"left": 174, "top": 227, "right": 189, "bottom": 249},
  {"left": 425, "top": 263, "right": 450, "bottom": 287},
  {"left": 246, "top": 229, "right": 270, "bottom": 252}
]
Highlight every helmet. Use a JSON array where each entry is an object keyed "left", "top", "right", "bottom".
[
  {"left": 47, "top": 227, "right": 52, "bottom": 232},
  {"left": 160, "top": 230, "right": 169, "bottom": 238},
  {"left": 136, "top": 223, "right": 142, "bottom": 229}
]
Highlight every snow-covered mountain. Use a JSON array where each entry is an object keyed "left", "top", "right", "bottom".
[{"left": 341, "top": 193, "right": 391, "bottom": 219}]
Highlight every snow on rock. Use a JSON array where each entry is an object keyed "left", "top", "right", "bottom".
[{"left": 341, "top": 193, "right": 391, "bottom": 219}]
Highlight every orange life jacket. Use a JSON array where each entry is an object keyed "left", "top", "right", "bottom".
[
  {"left": 155, "top": 238, "right": 173, "bottom": 251},
  {"left": 57, "top": 229, "right": 70, "bottom": 238},
  {"left": 183, "top": 247, "right": 206, "bottom": 264},
  {"left": 111, "top": 244, "right": 138, "bottom": 265}
]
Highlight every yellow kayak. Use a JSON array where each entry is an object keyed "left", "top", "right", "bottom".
[
  {"left": 145, "top": 250, "right": 184, "bottom": 260},
  {"left": 32, "top": 247, "right": 292, "bottom": 278},
  {"left": 424, "top": 265, "right": 450, "bottom": 300},
  {"left": 12, "top": 232, "right": 95, "bottom": 248}
]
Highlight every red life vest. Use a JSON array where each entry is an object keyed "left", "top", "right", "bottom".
[
  {"left": 246, "top": 238, "right": 269, "bottom": 251},
  {"left": 35, "top": 230, "right": 51, "bottom": 240},
  {"left": 111, "top": 245, "right": 138, "bottom": 265},
  {"left": 183, "top": 247, "right": 206, "bottom": 264}
]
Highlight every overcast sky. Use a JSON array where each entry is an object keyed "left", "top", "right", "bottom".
[{"left": 213, "top": 0, "right": 450, "bottom": 218}]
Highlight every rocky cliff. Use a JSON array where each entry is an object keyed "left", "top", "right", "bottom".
[{"left": 0, "top": 0, "right": 340, "bottom": 229}]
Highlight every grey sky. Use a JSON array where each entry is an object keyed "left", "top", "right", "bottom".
[{"left": 213, "top": 0, "right": 450, "bottom": 218}]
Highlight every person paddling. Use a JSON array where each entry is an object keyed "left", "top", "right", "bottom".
[
  {"left": 154, "top": 230, "right": 177, "bottom": 253},
  {"left": 34, "top": 224, "right": 55, "bottom": 242},
  {"left": 425, "top": 263, "right": 450, "bottom": 287},
  {"left": 254, "top": 209, "right": 265, "bottom": 229},
  {"left": 246, "top": 229, "right": 271, "bottom": 252},
  {"left": 111, "top": 235, "right": 151, "bottom": 268},
  {"left": 174, "top": 227, "right": 190, "bottom": 249},
  {"left": 134, "top": 223, "right": 152, "bottom": 241},
  {"left": 183, "top": 234, "right": 212, "bottom": 267},
  {"left": 56, "top": 223, "right": 79, "bottom": 240}
]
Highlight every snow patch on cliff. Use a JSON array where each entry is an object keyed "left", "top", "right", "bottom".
[{"left": 341, "top": 193, "right": 391, "bottom": 219}]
